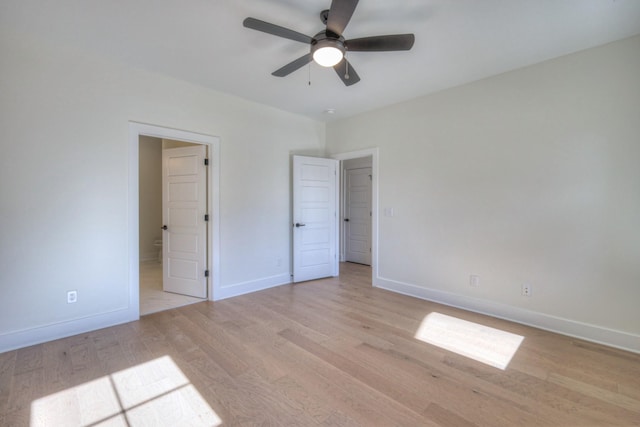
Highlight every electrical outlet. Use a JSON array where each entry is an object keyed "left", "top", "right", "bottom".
[
  {"left": 470, "top": 275, "right": 480, "bottom": 287},
  {"left": 67, "top": 290, "right": 78, "bottom": 304},
  {"left": 522, "top": 284, "right": 532, "bottom": 297}
]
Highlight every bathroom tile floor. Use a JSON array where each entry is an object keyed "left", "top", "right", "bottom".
[{"left": 139, "top": 261, "right": 205, "bottom": 316}]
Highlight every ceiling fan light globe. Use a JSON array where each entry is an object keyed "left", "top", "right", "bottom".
[{"left": 313, "top": 46, "right": 343, "bottom": 67}]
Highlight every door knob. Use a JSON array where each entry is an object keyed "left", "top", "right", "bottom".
[
  {"left": 295, "top": 223, "right": 306, "bottom": 228},
  {"left": 344, "top": 218, "right": 350, "bottom": 222},
  {"left": 161, "top": 225, "right": 168, "bottom": 230}
]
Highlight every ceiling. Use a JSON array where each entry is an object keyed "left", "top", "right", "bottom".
[{"left": 3, "top": 0, "right": 640, "bottom": 121}]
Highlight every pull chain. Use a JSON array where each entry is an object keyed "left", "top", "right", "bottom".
[
  {"left": 344, "top": 51, "right": 350, "bottom": 80},
  {"left": 308, "top": 63, "right": 312, "bottom": 86}
]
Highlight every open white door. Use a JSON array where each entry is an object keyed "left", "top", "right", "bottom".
[
  {"left": 293, "top": 156, "right": 338, "bottom": 283},
  {"left": 162, "top": 146, "right": 207, "bottom": 298},
  {"left": 345, "top": 167, "right": 372, "bottom": 265}
]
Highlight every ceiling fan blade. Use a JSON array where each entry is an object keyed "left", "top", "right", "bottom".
[
  {"left": 272, "top": 53, "right": 314, "bottom": 77},
  {"left": 346, "top": 34, "right": 415, "bottom": 51},
  {"left": 243, "top": 17, "right": 312, "bottom": 44},
  {"left": 333, "top": 59, "right": 360, "bottom": 86},
  {"left": 326, "top": 0, "right": 359, "bottom": 36}
]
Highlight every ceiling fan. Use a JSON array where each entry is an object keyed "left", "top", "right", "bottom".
[{"left": 243, "top": 0, "right": 415, "bottom": 86}]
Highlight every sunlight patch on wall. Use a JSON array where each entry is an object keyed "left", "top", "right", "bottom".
[
  {"left": 414, "top": 312, "right": 524, "bottom": 370},
  {"left": 31, "top": 355, "right": 221, "bottom": 427}
]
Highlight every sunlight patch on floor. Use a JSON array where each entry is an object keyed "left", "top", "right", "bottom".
[
  {"left": 30, "top": 355, "right": 221, "bottom": 427},
  {"left": 415, "top": 312, "right": 524, "bottom": 370}
]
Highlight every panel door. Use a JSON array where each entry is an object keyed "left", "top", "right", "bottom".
[
  {"left": 345, "top": 167, "right": 372, "bottom": 265},
  {"left": 293, "top": 156, "right": 338, "bottom": 282},
  {"left": 162, "top": 146, "right": 207, "bottom": 298}
]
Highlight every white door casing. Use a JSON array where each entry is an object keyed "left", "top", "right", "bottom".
[
  {"left": 162, "top": 146, "right": 208, "bottom": 298},
  {"left": 345, "top": 167, "right": 372, "bottom": 265},
  {"left": 293, "top": 155, "right": 338, "bottom": 282}
]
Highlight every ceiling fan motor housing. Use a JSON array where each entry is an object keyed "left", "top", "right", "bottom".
[
  {"left": 311, "top": 32, "right": 346, "bottom": 54},
  {"left": 311, "top": 31, "right": 346, "bottom": 67}
]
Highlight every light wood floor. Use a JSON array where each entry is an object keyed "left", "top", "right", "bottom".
[{"left": 2, "top": 262, "right": 639, "bottom": 426}]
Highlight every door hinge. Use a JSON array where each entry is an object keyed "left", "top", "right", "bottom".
[
  {"left": 204, "top": 158, "right": 209, "bottom": 166},
  {"left": 204, "top": 270, "right": 209, "bottom": 277},
  {"left": 204, "top": 214, "right": 209, "bottom": 222}
]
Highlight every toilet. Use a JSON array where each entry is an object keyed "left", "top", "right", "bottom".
[{"left": 154, "top": 239, "right": 163, "bottom": 263}]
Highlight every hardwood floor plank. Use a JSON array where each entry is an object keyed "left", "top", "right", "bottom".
[
  {"left": 271, "top": 340, "right": 434, "bottom": 426},
  {"left": 343, "top": 341, "right": 573, "bottom": 427},
  {"left": 0, "top": 350, "right": 17, "bottom": 413},
  {"left": 271, "top": 374, "right": 335, "bottom": 424},
  {"left": 3, "top": 407, "right": 30, "bottom": 427},
  {"left": 173, "top": 305, "right": 252, "bottom": 378},
  {"left": 320, "top": 410, "right": 362, "bottom": 427},
  {"left": 620, "top": 382, "right": 640, "bottom": 402},
  {"left": 13, "top": 345, "right": 42, "bottom": 375},
  {"left": 40, "top": 337, "right": 77, "bottom": 397},
  {"left": 7, "top": 368, "right": 44, "bottom": 413},
  {"left": 423, "top": 402, "right": 479, "bottom": 427},
  {"left": 442, "top": 354, "right": 637, "bottom": 426},
  {"left": 278, "top": 328, "right": 435, "bottom": 421},
  {"left": 547, "top": 372, "right": 640, "bottom": 413}
]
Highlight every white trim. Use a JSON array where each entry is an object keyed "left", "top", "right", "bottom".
[
  {"left": 332, "top": 148, "right": 379, "bottom": 284},
  {"left": 375, "top": 276, "right": 640, "bottom": 354},
  {"left": 216, "top": 274, "right": 292, "bottom": 300},
  {"left": 333, "top": 159, "right": 340, "bottom": 277},
  {"left": 129, "top": 122, "right": 222, "bottom": 311},
  {"left": 0, "top": 309, "right": 133, "bottom": 353}
]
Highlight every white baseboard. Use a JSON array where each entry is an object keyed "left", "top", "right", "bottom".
[
  {"left": 374, "top": 276, "right": 640, "bottom": 354},
  {"left": 0, "top": 308, "right": 136, "bottom": 353},
  {"left": 215, "top": 273, "right": 292, "bottom": 301}
]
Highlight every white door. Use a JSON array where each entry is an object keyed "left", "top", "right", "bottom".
[
  {"left": 345, "top": 167, "right": 372, "bottom": 265},
  {"left": 162, "top": 146, "right": 208, "bottom": 298},
  {"left": 293, "top": 156, "right": 338, "bottom": 282}
]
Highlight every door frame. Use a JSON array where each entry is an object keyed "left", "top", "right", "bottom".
[
  {"left": 128, "top": 122, "right": 221, "bottom": 320},
  {"left": 332, "top": 148, "right": 379, "bottom": 285}
]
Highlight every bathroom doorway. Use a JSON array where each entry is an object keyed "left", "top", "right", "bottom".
[
  {"left": 332, "top": 148, "right": 379, "bottom": 286},
  {"left": 138, "top": 136, "right": 207, "bottom": 315}
]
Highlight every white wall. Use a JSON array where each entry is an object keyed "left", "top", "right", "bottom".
[
  {"left": 327, "top": 35, "right": 640, "bottom": 352},
  {"left": 138, "top": 136, "right": 162, "bottom": 261},
  {"left": 0, "top": 28, "right": 324, "bottom": 351}
]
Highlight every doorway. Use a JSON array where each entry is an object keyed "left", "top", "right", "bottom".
[
  {"left": 129, "top": 122, "right": 220, "bottom": 320},
  {"left": 333, "top": 148, "right": 379, "bottom": 284},
  {"left": 342, "top": 157, "right": 372, "bottom": 265},
  {"left": 138, "top": 137, "right": 208, "bottom": 315},
  {"left": 291, "top": 150, "right": 378, "bottom": 283}
]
